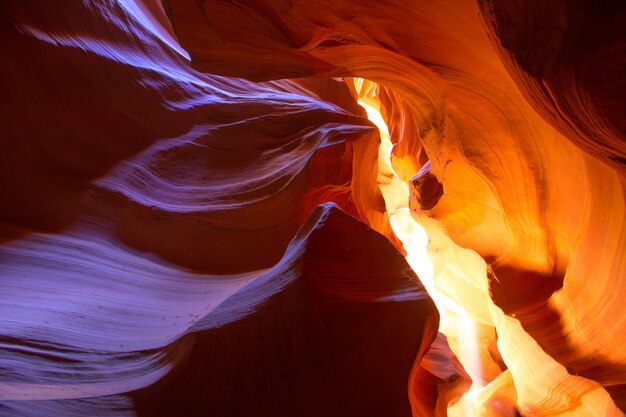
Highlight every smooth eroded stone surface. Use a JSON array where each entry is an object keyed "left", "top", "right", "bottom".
[
  {"left": 478, "top": 0, "right": 626, "bottom": 172},
  {"left": 165, "top": 1, "right": 626, "bottom": 411},
  {"left": 131, "top": 203, "right": 439, "bottom": 417},
  {"left": 1, "top": 1, "right": 436, "bottom": 415},
  {"left": 2, "top": 0, "right": 626, "bottom": 415}
]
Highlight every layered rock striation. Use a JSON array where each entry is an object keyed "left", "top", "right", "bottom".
[{"left": 1, "top": 0, "right": 625, "bottom": 415}]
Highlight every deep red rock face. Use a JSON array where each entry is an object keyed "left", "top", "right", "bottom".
[
  {"left": 0, "top": 0, "right": 436, "bottom": 415},
  {"left": 479, "top": 0, "right": 626, "bottom": 171},
  {"left": 131, "top": 204, "right": 438, "bottom": 417},
  {"left": 1, "top": 0, "right": 625, "bottom": 416}
]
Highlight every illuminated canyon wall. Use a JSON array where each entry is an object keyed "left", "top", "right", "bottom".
[{"left": 1, "top": 0, "right": 625, "bottom": 416}]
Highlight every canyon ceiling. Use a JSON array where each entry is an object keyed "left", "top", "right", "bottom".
[{"left": 1, "top": 0, "right": 625, "bottom": 416}]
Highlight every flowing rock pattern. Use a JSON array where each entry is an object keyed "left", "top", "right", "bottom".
[
  {"left": 1, "top": 0, "right": 626, "bottom": 416},
  {"left": 478, "top": 0, "right": 626, "bottom": 172},
  {"left": 1, "top": 0, "right": 437, "bottom": 415},
  {"left": 131, "top": 203, "right": 438, "bottom": 417},
  {"left": 165, "top": 0, "right": 626, "bottom": 414}
]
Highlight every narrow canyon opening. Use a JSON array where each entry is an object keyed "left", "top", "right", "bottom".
[
  {"left": 350, "top": 77, "right": 495, "bottom": 416},
  {"left": 348, "top": 77, "right": 619, "bottom": 417},
  {"left": 2, "top": 1, "right": 625, "bottom": 416}
]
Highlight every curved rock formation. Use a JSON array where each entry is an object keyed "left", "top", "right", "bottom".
[
  {"left": 478, "top": 0, "right": 626, "bottom": 172},
  {"left": 164, "top": 0, "right": 626, "bottom": 413},
  {"left": 0, "top": 1, "right": 436, "bottom": 415},
  {"left": 132, "top": 203, "right": 438, "bottom": 417},
  {"left": 1, "top": 0, "right": 625, "bottom": 416}
]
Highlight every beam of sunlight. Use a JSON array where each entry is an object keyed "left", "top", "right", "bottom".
[
  {"left": 353, "top": 78, "right": 484, "bottom": 415},
  {"left": 351, "top": 77, "right": 625, "bottom": 417}
]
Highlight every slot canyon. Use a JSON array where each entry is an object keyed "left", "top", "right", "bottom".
[{"left": 1, "top": 0, "right": 625, "bottom": 416}]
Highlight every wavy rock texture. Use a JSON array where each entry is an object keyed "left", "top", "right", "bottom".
[
  {"left": 1, "top": 0, "right": 625, "bottom": 416},
  {"left": 0, "top": 0, "right": 437, "bottom": 415},
  {"left": 478, "top": 0, "right": 626, "bottom": 172},
  {"left": 165, "top": 0, "right": 626, "bottom": 415},
  {"left": 131, "top": 203, "right": 438, "bottom": 417}
]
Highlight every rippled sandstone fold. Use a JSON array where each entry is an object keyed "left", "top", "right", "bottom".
[
  {"left": 165, "top": 0, "right": 626, "bottom": 413},
  {"left": 131, "top": 203, "right": 439, "bottom": 417},
  {"left": 1, "top": 0, "right": 625, "bottom": 415},
  {"left": 0, "top": 0, "right": 439, "bottom": 415},
  {"left": 478, "top": 0, "right": 626, "bottom": 172}
]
